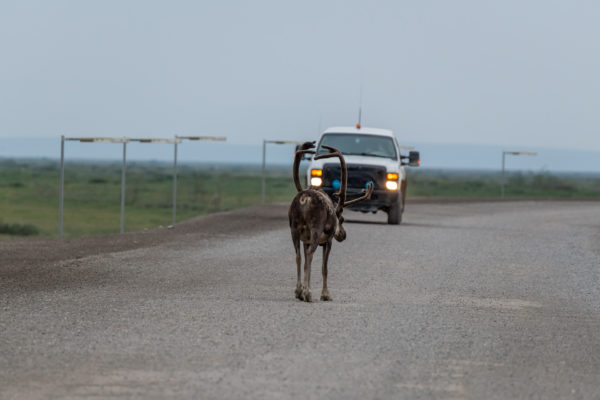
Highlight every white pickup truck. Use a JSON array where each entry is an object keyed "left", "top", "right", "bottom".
[{"left": 305, "top": 125, "right": 420, "bottom": 224}]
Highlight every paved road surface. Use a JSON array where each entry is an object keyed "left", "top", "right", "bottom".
[{"left": 1, "top": 201, "right": 599, "bottom": 399}]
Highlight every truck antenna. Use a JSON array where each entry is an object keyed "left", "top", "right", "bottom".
[{"left": 357, "top": 71, "right": 364, "bottom": 129}]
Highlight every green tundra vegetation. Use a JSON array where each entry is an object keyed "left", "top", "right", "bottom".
[
  {"left": 0, "top": 159, "right": 297, "bottom": 238},
  {"left": 406, "top": 169, "right": 600, "bottom": 199},
  {"left": 1, "top": 158, "right": 599, "bottom": 238}
]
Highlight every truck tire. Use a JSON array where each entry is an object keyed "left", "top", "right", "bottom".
[
  {"left": 387, "top": 198, "right": 402, "bottom": 225},
  {"left": 400, "top": 180, "right": 407, "bottom": 213}
]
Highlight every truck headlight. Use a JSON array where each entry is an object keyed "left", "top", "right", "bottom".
[
  {"left": 385, "top": 180, "right": 399, "bottom": 191},
  {"left": 385, "top": 172, "right": 399, "bottom": 191},
  {"left": 310, "top": 169, "right": 323, "bottom": 186}
]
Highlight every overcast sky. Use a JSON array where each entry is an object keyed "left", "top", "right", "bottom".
[{"left": 1, "top": 0, "right": 599, "bottom": 152}]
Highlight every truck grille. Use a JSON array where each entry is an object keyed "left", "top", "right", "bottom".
[{"left": 322, "top": 163, "right": 387, "bottom": 190}]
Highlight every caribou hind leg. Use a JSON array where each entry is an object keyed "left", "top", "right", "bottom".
[
  {"left": 301, "top": 232, "right": 320, "bottom": 302},
  {"left": 320, "top": 239, "right": 332, "bottom": 301},
  {"left": 301, "top": 243, "right": 312, "bottom": 302},
  {"left": 292, "top": 232, "right": 303, "bottom": 299}
]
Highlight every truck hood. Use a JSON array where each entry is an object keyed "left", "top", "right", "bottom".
[{"left": 309, "top": 155, "right": 400, "bottom": 172}]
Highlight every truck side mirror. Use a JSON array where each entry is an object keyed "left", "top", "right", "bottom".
[
  {"left": 401, "top": 151, "right": 420, "bottom": 166},
  {"left": 294, "top": 144, "right": 313, "bottom": 160},
  {"left": 408, "top": 151, "right": 420, "bottom": 167}
]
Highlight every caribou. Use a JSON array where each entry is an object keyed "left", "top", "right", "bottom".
[{"left": 288, "top": 141, "right": 373, "bottom": 302}]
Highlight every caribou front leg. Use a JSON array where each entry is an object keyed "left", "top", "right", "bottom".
[{"left": 321, "top": 240, "right": 332, "bottom": 301}]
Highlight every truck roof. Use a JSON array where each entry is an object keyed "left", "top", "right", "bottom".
[{"left": 322, "top": 126, "right": 394, "bottom": 137}]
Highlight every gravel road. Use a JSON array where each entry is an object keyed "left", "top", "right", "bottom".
[{"left": 1, "top": 201, "right": 599, "bottom": 399}]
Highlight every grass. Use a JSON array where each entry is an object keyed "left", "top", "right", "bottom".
[
  {"left": 1, "top": 159, "right": 599, "bottom": 238},
  {"left": 406, "top": 169, "right": 600, "bottom": 199},
  {"left": 0, "top": 159, "right": 300, "bottom": 238}
]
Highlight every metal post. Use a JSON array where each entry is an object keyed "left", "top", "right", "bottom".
[
  {"left": 501, "top": 151, "right": 505, "bottom": 199},
  {"left": 120, "top": 140, "right": 127, "bottom": 234},
  {"left": 500, "top": 151, "right": 537, "bottom": 199},
  {"left": 261, "top": 139, "right": 266, "bottom": 204},
  {"left": 59, "top": 135, "right": 65, "bottom": 238},
  {"left": 172, "top": 139, "right": 178, "bottom": 226}
]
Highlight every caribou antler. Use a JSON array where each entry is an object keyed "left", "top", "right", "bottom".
[
  {"left": 292, "top": 141, "right": 316, "bottom": 192},
  {"left": 314, "top": 145, "right": 347, "bottom": 216},
  {"left": 342, "top": 182, "right": 374, "bottom": 207}
]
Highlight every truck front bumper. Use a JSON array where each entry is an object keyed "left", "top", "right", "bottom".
[{"left": 322, "top": 187, "right": 399, "bottom": 213}]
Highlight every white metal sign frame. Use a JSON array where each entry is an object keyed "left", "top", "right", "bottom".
[{"left": 59, "top": 135, "right": 227, "bottom": 237}]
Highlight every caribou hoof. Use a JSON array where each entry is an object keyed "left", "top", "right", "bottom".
[
  {"left": 294, "top": 285, "right": 303, "bottom": 300},
  {"left": 320, "top": 291, "right": 332, "bottom": 301},
  {"left": 302, "top": 289, "right": 312, "bottom": 302}
]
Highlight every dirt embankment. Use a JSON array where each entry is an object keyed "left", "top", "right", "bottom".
[{"left": 0, "top": 204, "right": 290, "bottom": 272}]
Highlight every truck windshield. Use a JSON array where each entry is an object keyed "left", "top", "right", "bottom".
[{"left": 317, "top": 134, "right": 397, "bottom": 160}]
